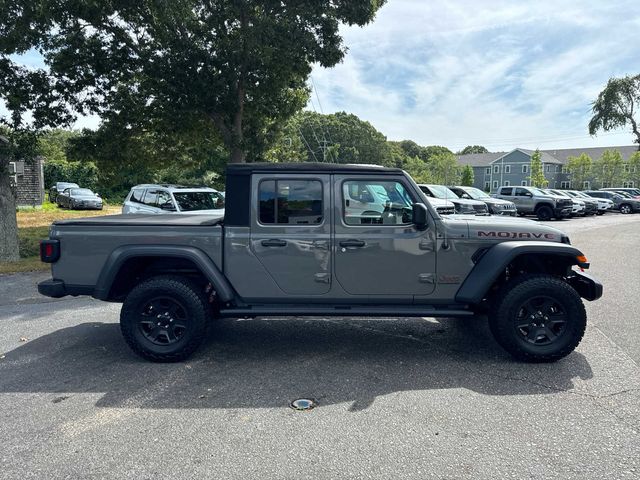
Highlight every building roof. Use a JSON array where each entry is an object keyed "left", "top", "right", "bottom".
[
  {"left": 457, "top": 145, "right": 639, "bottom": 166},
  {"left": 456, "top": 152, "right": 505, "bottom": 167}
]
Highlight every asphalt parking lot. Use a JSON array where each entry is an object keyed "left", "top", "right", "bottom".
[{"left": 1, "top": 213, "right": 639, "bottom": 479}]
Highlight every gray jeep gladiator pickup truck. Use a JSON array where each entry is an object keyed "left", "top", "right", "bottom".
[{"left": 38, "top": 163, "right": 602, "bottom": 363}]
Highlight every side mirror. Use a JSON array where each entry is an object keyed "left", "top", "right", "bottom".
[
  {"left": 160, "top": 202, "right": 176, "bottom": 211},
  {"left": 412, "top": 202, "right": 429, "bottom": 230},
  {"left": 525, "top": 192, "right": 533, "bottom": 197}
]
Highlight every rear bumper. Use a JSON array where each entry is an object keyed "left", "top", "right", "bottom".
[
  {"left": 567, "top": 271, "right": 603, "bottom": 301},
  {"left": 38, "top": 279, "right": 93, "bottom": 298}
]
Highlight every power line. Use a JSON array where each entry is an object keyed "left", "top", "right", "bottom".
[
  {"left": 309, "top": 76, "right": 338, "bottom": 163},
  {"left": 297, "top": 127, "right": 320, "bottom": 163}
]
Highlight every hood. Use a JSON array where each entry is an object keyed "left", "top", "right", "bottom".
[
  {"left": 449, "top": 198, "right": 486, "bottom": 207},
  {"left": 443, "top": 215, "right": 566, "bottom": 243},
  {"left": 482, "top": 197, "right": 514, "bottom": 206},
  {"left": 426, "top": 197, "right": 455, "bottom": 207}
]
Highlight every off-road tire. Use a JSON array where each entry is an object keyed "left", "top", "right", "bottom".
[
  {"left": 620, "top": 203, "right": 632, "bottom": 214},
  {"left": 488, "top": 274, "right": 586, "bottom": 362},
  {"left": 120, "top": 275, "right": 210, "bottom": 362},
  {"left": 535, "top": 205, "right": 553, "bottom": 221}
]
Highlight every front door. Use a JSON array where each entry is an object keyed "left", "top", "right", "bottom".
[
  {"left": 250, "top": 174, "right": 332, "bottom": 296},
  {"left": 333, "top": 175, "right": 437, "bottom": 298}
]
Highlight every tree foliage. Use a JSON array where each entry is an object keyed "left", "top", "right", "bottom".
[
  {"left": 0, "top": 0, "right": 386, "bottom": 163},
  {"left": 566, "top": 153, "right": 593, "bottom": 190},
  {"left": 627, "top": 151, "right": 640, "bottom": 187},
  {"left": 428, "top": 152, "right": 461, "bottom": 185},
  {"left": 589, "top": 75, "right": 640, "bottom": 149},
  {"left": 593, "top": 149, "right": 624, "bottom": 188},
  {"left": 528, "top": 149, "right": 548, "bottom": 187},
  {"left": 460, "top": 165, "right": 474, "bottom": 186},
  {"left": 458, "top": 145, "right": 488, "bottom": 155}
]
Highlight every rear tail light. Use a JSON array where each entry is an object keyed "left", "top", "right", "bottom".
[{"left": 40, "top": 239, "right": 60, "bottom": 263}]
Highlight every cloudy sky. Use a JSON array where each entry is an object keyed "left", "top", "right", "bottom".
[
  {"left": 3, "top": 1, "right": 639, "bottom": 153},
  {"left": 310, "top": 0, "right": 640, "bottom": 152}
]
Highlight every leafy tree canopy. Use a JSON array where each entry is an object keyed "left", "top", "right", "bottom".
[
  {"left": 0, "top": 0, "right": 386, "bottom": 163},
  {"left": 460, "top": 164, "right": 474, "bottom": 186},
  {"left": 565, "top": 153, "right": 592, "bottom": 190},
  {"left": 458, "top": 145, "right": 488, "bottom": 155},
  {"left": 589, "top": 74, "right": 640, "bottom": 149},
  {"left": 528, "top": 149, "right": 548, "bottom": 187}
]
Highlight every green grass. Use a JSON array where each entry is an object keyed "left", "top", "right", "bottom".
[{"left": 0, "top": 256, "right": 48, "bottom": 275}]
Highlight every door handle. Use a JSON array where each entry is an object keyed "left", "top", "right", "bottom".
[
  {"left": 261, "top": 239, "right": 287, "bottom": 247},
  {"left": 339, "top": 239, "right": 366, "bottom": 248}
]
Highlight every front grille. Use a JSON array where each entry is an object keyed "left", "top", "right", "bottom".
[
  {"left": 473, "top": 204, "right": 489, "bottom": 214},
  {"left": 437, "top": 206, "right": 455, "bottom": 215},
  {"left": 558, "top": 199, "right": 572, "bottom": 207}
]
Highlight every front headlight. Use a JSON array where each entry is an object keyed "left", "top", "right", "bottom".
[{"left": 455, "top": 203, "right": 475, "bottom": 214}]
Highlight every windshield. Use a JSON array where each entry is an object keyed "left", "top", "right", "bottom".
[
  {"left": 617, "top": 191, "right": 633, "bottom": 198},
  {"left": 460, "top": 187, "right": 490, "bottom": 199},
  {"left": 529, "top": 187, "right": 549, "bottom": 196},
  {"left": 173, "top": 191, "right": 224, "bottom": 211},
  {"left": 426, "top": 185, "right": 460, "bottom": 199},
  {"left": 70, "top": 188, "right": 94, "bottom": 196}
]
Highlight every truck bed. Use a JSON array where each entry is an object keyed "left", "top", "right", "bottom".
[{"left": 53, "top": 213, "right": 224, "bottom": 227}]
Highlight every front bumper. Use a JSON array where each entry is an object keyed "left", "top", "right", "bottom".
[
  {"left": 554, "top": 206, "right": 573, "bottom": 217},
  {"left": 567, "top": 271, "right": 603, "bottom": 301}
]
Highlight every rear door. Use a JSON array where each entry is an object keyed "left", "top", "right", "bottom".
[
  {"left": 124, "top": 188, "right": 147, "bottom": 213},
  {"left": 140, "top": 189, "right": 162, "bottom": 214},
  {"left": 333, "top": 175, "right": 436, "bottom": 298},
  {"left": 250, "top": 174, "right": 332, "bottom": 295}
]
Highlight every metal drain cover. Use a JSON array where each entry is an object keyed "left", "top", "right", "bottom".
[{"left": 290, "top": 398, "right": 317, "bottom": 411}]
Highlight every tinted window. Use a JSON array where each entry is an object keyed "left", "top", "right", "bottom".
[
  {"left": 130, "top": 189, "right": 145, "bottom": 203},
  {"left": 173, "top": 192, "right": 224, "bottom": 211},
  {"left": 259, "top": 180, "right": 323, "bottom": 225},
  {"left": 143, "top": 190, "right": 159, "bottom": 206},
  {"left": 587, "top": 192, "right": 602, "bottom": 198},
  {"left": 343, "top": 180, "right": 414, "bottom": 226},
  {"left": 514, "top": 188, "right": 530, "bottom": 196},
  {"left": 499, "top": 187, "right": 512, "bottom": 195},
  {"left": 69, "top": 189, "right": 94, "bottom": 196}
]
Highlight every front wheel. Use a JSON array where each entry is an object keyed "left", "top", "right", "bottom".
[
  {"left": 620, "top": 204, "right": 632, "bottom": 214},
  {"left": 488, "top": 275, "right": 586, "bottom": 362},
  {"left": 535, "top": 205, "right": 553, "bottom": 221},
  {"left": 120, "top": 275, "right": 210, "bottom": 362}
]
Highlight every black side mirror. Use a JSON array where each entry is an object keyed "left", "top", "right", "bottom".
[{"left": 412, "top": 202, "right": 428, "bottom": 230}]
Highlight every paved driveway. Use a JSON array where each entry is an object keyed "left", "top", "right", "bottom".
[{"left": 1, "top": 215, "right": 639, "bottom": 479}]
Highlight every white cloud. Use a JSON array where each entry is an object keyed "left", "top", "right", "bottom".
[{"left": 310, "top": 0, "right": 640, "bottom": 151}]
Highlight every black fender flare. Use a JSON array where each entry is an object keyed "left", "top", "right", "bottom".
[
  {"left": 93, "top": 245, "right": 235, "bottom": 302},
  {"left": 455, "top": 241, "right": 585, "bottom": 304}
]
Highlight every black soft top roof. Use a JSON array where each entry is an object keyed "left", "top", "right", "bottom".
[{"left": 226, "top": 162, "right": 403, "bottom": 175}]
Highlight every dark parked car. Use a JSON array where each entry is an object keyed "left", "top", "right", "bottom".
[
  {"left": 56, "top": 188, "right": 103, "bottom": 210},
  {"left": 49, "top": 182, "right": 78, "bottom": 203},
  {"left": 584, "top": 190, "right": 640, "bottom": 214},
  {"left": 449, "top": 186, "right": 517, "bottom": 216},
  {"left": 600, "top": 187, "right": 640, "bottom": 199}
]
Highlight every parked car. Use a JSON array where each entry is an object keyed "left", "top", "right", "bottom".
[
  {"left": 417, "top": 184, "right": 489, "bottom": 215},
  {"left": 493, "top": 186, "right": 572, "bottom": 221},
  {"left": 561, "top": 190, "right": 600, "bottom": 215},
  {"left": 56, "top": 187, "right": 103, "bottom": 210},
  {"left": 49, "top": 182, "right": 78, "bottom": 203},
  {"left": 122, "top": 184, "right": 225, "bottom": 215},
  {"left": 584, "top": 190, "right": 640, "bottom": 214},
  {"left": 600, "top": 187, "right": 640, "bottom": 199},
  {"left": 449, "top": 186, "right": 517, "bottom": 216},
  {"left": 546, "top": 189, "right": 594, "bottom": 216},
  {"left": 38, "top": 162, "right": 602, "bottom": 363}
]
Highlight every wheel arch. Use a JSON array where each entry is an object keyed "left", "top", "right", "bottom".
[
  {"left": 456, "top": 241, "right": 586, "bottom": 305},
  {"left": 94, "top": 245, "right": 235, "bottom": 303}
]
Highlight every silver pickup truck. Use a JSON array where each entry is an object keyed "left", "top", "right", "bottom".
[
  {"left": 38, "top": 163, "right": 602, "bottom": 363},
  {"left": 493, "top": 186, "right": 573, "bottom": 221}
]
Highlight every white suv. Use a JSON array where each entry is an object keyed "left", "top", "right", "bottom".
[{"left": 122, "top": 184, "right": 225, "bottom": 215}]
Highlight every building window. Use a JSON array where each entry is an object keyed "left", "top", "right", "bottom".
[
  {"left": 504, "top": 165, "right": 511, "bottom": 174},
  {"left": 623, "top": 181, "right": 635, "bottom": 188},
  {"left": 561, "top": 166, "right": 568, "bottom": 174},
  {"left": 560, "top": 181, "right": 571, "bottom": 189},
  {"left": 545, "top": 164, "right": 551, "bottom": 173},
  {"left": 504, "top": 181, "right": 510, "bottom": 187},
  {"left": 485, "top": 167, "right": 491, "bottom": 175},
  {"left": 623, "top": 164, "right": 630, "bottom": 173},
  {"left": 493, "top": 180, "right": 499, "bottom": 189},
  {"left": 555, "top": 165, "right": 561, "bottom": 173},
  {"left": 493, "top": 165, "right": 500, "bottom": 174},
  {"left": 522, "top": 165, "right": 529, "bottom": 174},
  {"left": 583, "top": 181, "right": 590, "bottom": 189},
  {"left": 484, "top": 181, "right": 491, "bottom": 191},
  {"left": 602, "top": 181, "right": 611, "bottom": 188},
  {"left": 521, "top": 180, "right": 528, "bottom": 186}
]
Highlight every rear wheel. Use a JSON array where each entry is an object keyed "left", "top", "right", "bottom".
[
  {"left": 120, "top": 275, "right": 210, "bottom": 362},
  {"left": 535, "top": 205, "right": 553, "bottom": 221},
  {"left": 488, "top": 274, "right": 586, "bottom": 362}
]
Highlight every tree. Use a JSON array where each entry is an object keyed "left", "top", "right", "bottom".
[
  {"left": 589, "top": 75, "right": 640, "bottom": 149},
  {"left": 627, "top": 151, "right": 640, "bottom": 187},
  {"left": 428, "top": 152, "right": 461, "bottom": 185},
  {"left": 528, "top": 149, "right": 548, "bottom": 187},
  {"left": 0, "top": 1, "right": 385, "bottom": 162},
  {"left": 422, "top": 145, "right": 453, "bottom": 163},
  {"left": 460, "top": 165, "right": 475, "bottom": 186},
  {"left": 593, "top": 149, "right": 624, "bottom": 188},
  {"left": 458, "top": 145, "right": 488, "bottom": 155},
  {"left": 565, "top": 153, "right": 593, "bottom": 190},
  {"left": 402, "top": 156, "right": 432, "bottom": 184}
]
